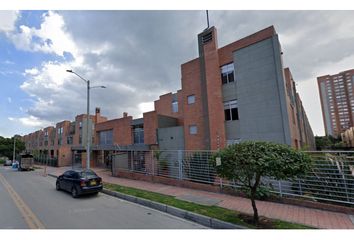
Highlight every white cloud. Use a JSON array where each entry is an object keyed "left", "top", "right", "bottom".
[
  {"left": 22, "top": 61, "right": 72, "bottom": 91},
  {"left": 8, "top": 115, "right": 52, "bottom": 128},
  {"left": 138, "top": 102, "right": 154, "bottom": 116},
  {"left": 7, "top": 97, "right": 12, "bottom": 103},
  {"left": 8, "top": 11, "right": 80, "bottom": 58},
  {"left": 24, "top": 67, "right": 39, "bottom": 75},
  {"left": 0, "top": 11, "right": 18, "bottom": 32}
]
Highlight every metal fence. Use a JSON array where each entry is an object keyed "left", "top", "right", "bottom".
[
  {"left": 34, "top": 155, "right": 58, "bottom": 167},
  {"left": 112, "top": 150, "right": 354, "bottom": 206}
]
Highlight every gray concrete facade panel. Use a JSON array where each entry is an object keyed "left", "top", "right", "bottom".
[
  {"left": 157, "top": 115, "right": 178, "bottom": 128},
  {"left": 157, "top": 126, "right": 185, "bottom": 150},
  {"left": 225, "top": 120, "right": 240, "bottom": 140},
  {"left": 222, "top": 82, "right": 237, "bottom": 102},
  {"left": 233, "top": 36, "right": 291, "bottom": 145}
]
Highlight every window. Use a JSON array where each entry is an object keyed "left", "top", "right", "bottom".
[
  {"left": 187, "top": 95, "right": 195, "bottom": 104},
  {"left": 72, "top": 172, "right": 80, "bottom": 179},
  {"left": 172, "top": 100, "right": 178, "bottom": 113},
  {"left": 67, "top": 136, "right": 73, "bottom": 145},
  {"left": 63, "top": 171, "right": 73, "bottom": 178},
  {"left": 189, "top": 125, "right": 197, "bottom": 135},
  {"left": 221, "top": 63, "right": 235, "bottom": 85},
  {"left": 57, "top": 127, "right": 63, "bottom": 135},
  {"left": 99, "top": 130, "right": 113, "bottom": 145},
  {"left": 133, "top": 128, "right": 144, "bottom": 144},
  {"left": 224, "top": 100, "right": 239, "bottom": 121}
]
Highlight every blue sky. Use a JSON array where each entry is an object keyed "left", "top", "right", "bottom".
[
  {"left": 0, "top": 11, "right": 46, "bottom": 136},
  {"left": 1, "top": 10, "right": 354, "bottom": 138},
  {"left": 0, "top": 11, "right": 68, "bottom": 137}
]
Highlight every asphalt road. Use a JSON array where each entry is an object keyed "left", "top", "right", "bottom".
[{"left": 0, "top": 167, "right": 206, "bottom": 229}]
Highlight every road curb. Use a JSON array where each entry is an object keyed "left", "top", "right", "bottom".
[{"left": 101, "top": 188, "right": 246, "bottom": 229}]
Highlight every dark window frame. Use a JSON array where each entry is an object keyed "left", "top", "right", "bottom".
[
  {"left": 220, "top": 63, "right": 235, "bottom": 85},
  {"left": 224, "top": 99, "right": 239, "bottom": 121}
]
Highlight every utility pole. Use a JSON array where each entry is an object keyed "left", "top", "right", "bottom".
[
  {"left": 66, "top": 69, "right": 106, "bottom": 169},
  {"left": 206, "top": 10, "right": 210, "bottom": 29},
  {"left": 86, "top": 79, "right": 90, "bottom": 170},
  {"left": 12, "top": 136, "right": 16, "bottom": 163}
]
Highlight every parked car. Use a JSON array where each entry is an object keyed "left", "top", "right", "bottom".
[
  {"left": 4, "top": 159, "right": 12, "bottom": 166},
  {"left": 56, "top": 169, "right": 103, "bottom": 198}
]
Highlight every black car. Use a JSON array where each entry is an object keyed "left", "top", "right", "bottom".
[{"left": 56, "top": 169, "right": 103, "bottom": 198}]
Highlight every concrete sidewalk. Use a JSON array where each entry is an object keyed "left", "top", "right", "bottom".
[{"left": 39, "top": 165, "right": 354, "bottom": 229}]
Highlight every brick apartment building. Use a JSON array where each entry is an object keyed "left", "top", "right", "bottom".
[
  {"left": 318, "top": 69, "right": 354, "bottom": 137},
  {"left": 23, "top": 25, "right": 315, "bottom": 167}
]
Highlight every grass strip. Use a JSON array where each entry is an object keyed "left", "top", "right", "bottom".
[{"left": 103, "top": 182, "right": 314, "bottom": 229}]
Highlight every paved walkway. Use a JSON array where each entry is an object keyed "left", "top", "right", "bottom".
[{"left": 40, "top": 165, "right": 354, "bottom": 229}]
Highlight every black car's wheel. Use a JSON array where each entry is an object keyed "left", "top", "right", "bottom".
[
  {"left": 71, "top": 187, "right": 79, "bottom": 198},
  {"left": 56, "top": 181, "right": 61, "bottom": 191}
]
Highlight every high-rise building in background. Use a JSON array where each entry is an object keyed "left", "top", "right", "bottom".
[{"left": 318, "top": 69, "right": 354, "bottom": 137}]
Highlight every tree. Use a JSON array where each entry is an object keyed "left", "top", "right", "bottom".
[
  {"left": 0, "top": 136, "right": 25, "bottom": 159},
  {"left": 212, "top": 141, "right": 311, "bottom": 225},
  {"left": 315, "top": 135, "right": 343, "bottom": 150}
]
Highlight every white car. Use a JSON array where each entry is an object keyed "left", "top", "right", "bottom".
[{"left": 4, "top": 160, "right": 12, "bottom": 166}]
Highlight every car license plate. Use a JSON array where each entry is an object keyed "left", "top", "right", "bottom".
[{"left": 90, "top": 180, "right": 96, "bottom": 186}]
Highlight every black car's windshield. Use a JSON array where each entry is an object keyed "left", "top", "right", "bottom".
[{"left": 79, "top": 170, "right": 97, "bottom": 178}]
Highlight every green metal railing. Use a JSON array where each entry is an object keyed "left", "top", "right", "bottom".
[{"left": 34, "top": 155, "right": 58, "bottom": 167}]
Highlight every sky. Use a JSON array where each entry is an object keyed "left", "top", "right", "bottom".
[{"left": 1, "top": 10, "right": 354, "bottom": 138}]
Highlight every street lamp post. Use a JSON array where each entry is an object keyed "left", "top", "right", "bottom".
[
  {"left": 12, "top": 136, "right": 16, "bottom": 163},
  {"left": 66, "top": 70, "right": 106, "bottom": 169}
]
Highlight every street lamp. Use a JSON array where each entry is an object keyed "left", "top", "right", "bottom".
[
  {"left": 66, "top": 69, "right": 106, "bottom": 169},
  {"left": 12, "top": 135, "right": 16, "bottom": 163}
]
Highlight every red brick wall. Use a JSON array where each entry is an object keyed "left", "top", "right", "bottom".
[
  {"left": 284, "top": 68, "right": 301, "bottom": 149},
  {"left": 155, "top": 93, "right": 176, "bottom": 117},
  {"left": 57, "top": 146, "right": 72, "bottom": 167},
  {"left": 81, "top": 152, "right": 95, "bottom": 168},
  {"left": 143, "top": 111, "right": 158, "bottom": 145},
  {"left": 95, "top": 115, "right": 133, "bottom": 145},
  {"left": 54, "top": 121, "right": 70, "bottom": 153},
  {"left": 73, "top": 114, "right": 96, "bottom": 146},
  {"left": 181, "top": 58, "right": 206, "bottom": 150},
  {"left": 203, "top": 28, "right": 226, "bottom": 150},
  {"left": 218, "top": 26, "right": 276, "bottom": 65},
  {"left": 154, "top": 91, "right": 184, "bottom": 126}
]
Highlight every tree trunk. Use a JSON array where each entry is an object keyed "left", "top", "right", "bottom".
[
  {"left": 250, "top": 173, "right": 261, "bottom": 226},
  {"left": 250, "top": 188, "right": 259, "bottom": 226}
]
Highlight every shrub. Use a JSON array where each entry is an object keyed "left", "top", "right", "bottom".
[{"left": 212, "top": 141, "right": 311, "bottom": 225}]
